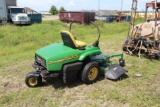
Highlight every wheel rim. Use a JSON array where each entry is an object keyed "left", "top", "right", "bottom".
[
  {"left": 28, "top": 78, "right": 37, "bottom": 86},
  {"left": 88, "top": 67, "right": 98, "bottom": 81}
]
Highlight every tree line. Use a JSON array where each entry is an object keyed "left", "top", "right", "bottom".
[{"left": 49, "top": 5, "right": 66, "bottom": 15}]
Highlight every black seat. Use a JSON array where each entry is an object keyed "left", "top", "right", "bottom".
[
  {"left": 61, "top": 31, "right": 77, "bottom": 49},
  {"left": 61, "top": 31, "right": 87, "bottom": 49}
]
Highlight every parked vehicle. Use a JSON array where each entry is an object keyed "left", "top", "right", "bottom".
[
  {"left": 0, "top": 0, "right": 42, "bottom": 25},
  {"left": 0, "top": 0, "right": 7, "bottom": 25},
  {"left": 7, "top": 6, "right": 30, "bottom": 24},
  {"left": 4, "top": 0, "right": 30, "bottom": 24}
]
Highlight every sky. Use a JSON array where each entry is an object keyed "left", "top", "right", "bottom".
[{"left": 17, "top": 0, "right": 153, "bottom": 12}]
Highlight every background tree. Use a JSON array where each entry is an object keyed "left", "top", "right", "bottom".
[
  {"left": 59, "top": 7, "right": 66, "bottom": 12},
  {"left": 49, "top": 5, "right": 58, "bottom": 15}
]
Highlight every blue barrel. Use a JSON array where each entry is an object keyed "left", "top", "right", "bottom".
[
  {"left": 106, "top": 16, "right": 113, "bottom": 23},
  {"left": 126, "top": 16, "right": 131, "bottom": 22}
]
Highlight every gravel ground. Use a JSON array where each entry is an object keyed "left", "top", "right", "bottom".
[{"left": 42, "top": 15, "right": 59, "bottom": 21}]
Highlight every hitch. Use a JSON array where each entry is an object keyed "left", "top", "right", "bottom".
[{"left": 108, "top": 53, "right": 125, "bottom": 67}]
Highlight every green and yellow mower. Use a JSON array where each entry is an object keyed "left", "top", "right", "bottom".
[{"left": 25, "top": 21, "right": 127, "bottom": 87}]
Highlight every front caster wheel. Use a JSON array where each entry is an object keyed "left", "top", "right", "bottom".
[
  {"left": 81, "top": 62, "right": 100, "bottom": 84},
  {"left": 25, "top": 72, "right": 42, "bottom": 88}
]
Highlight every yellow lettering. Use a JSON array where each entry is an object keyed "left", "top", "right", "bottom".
[{"left": 49, "top": 55, "right": 79, "bottom": 64}]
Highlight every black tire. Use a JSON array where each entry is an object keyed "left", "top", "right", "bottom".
[
  {"left": 81, "top": 62, "right": 100, "bottom": 84},
  {"left": 25, "top": 73, "right": 42, "bottom": 88}
]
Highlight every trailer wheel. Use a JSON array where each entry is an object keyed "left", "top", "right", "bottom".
[
  {"left": 81, "top": 62, "right": 100, "bottom": 84},
  {"left": 25, "top": 73, "right": 42, "bottom": 88}
]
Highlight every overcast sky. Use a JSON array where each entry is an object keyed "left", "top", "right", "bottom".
[{"left": 17, "top": 0, "right": 153, "bottom": 12}]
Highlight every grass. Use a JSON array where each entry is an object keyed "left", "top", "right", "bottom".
[{"left": 0, "top": 19, "right": 160, "bottom": 107}]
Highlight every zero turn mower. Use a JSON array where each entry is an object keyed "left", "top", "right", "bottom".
[{"left": 25, "top": 21, "right": 127, "bottom": 87}]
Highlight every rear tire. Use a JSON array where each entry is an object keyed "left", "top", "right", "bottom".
[
  {"left": 81, "top": 62, "right": 100, "bottom": 84},
  {"left": 25, "top": 73, "right": 42, "bottom": 88}
]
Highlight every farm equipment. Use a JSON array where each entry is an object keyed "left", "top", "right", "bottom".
[
  {"left": 25, "top": 21, "right": 127, "bottom": 87},
  {"left": 123, "top": 0, "right": 160, "bottom": 59}
]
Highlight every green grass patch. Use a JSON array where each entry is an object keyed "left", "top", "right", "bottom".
[{"left": 0, "top": 19, "right": 160, "bottom": 107}]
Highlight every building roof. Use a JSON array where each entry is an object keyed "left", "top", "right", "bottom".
[{"left": 24, "top": 7, "right": 37, "bottom": 13}]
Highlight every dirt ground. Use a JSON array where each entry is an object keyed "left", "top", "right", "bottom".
[{"left": 42, "top": 15, "right": 59, "bottom": 21}]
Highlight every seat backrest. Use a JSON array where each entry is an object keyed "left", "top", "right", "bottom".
[{"left": 61, "top": 31, "right": 77, "bottom": 49}]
